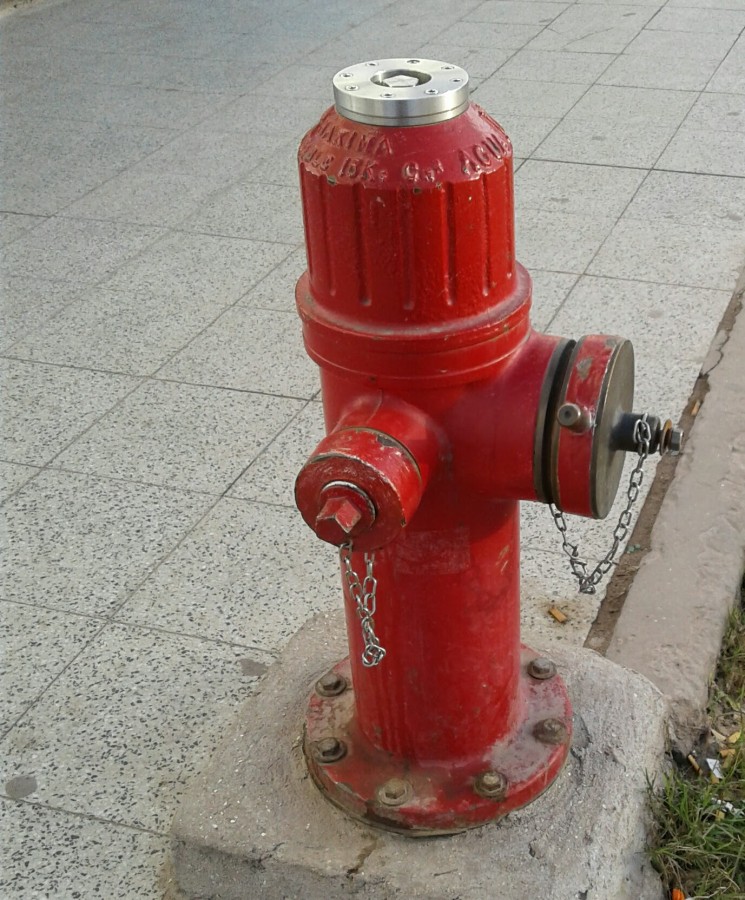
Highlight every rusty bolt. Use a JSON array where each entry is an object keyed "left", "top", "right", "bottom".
[
  {"left": 527, "top": 657, "right": 557, "bottom": 681},
  {"left": 474, "top": 770, "right": 508, "bottom": 800},
  {"left": 315, "top": 670, "right": 347, "bottom": 698},
  {"left": 377, "top": 777, "right": 411, "bottom": 807},
  {"left": 312, "top": 736, "right": 347, "bottom": 764},
  {"left": 533, "top": 718, "right": 569, "bottom": 746}
]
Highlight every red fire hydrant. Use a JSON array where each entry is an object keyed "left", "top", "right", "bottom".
[{"left": 294, "top": 59, "right": 679, "bottom": 835}]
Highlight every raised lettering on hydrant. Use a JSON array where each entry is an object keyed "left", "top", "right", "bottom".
[{"left": 293, "top": 59, "right": 681, "bottom": 835}]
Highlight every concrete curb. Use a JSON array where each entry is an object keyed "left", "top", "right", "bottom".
[
  {"left": 171, "top": 609, "right": 667, "bottom": 900},
  {"left": 606, "top": 278, "right": 745, "bottom": 753}
]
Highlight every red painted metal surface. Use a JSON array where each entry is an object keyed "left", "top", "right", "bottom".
[
  {"left": 551, "top": 335, "right": 635, "bottom": 517},
  {"left": 294, "top": 98, "right": 628, "bottom": 833},
  {"left": 305, "top": 651, "right": 571, "bottom": 835}
]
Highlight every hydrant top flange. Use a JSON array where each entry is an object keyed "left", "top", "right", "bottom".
[{"left": 333, "top": 58, "right": 470, "bottom": 127}]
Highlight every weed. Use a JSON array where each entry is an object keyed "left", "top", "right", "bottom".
[{"left": 648, "top": 579, "right": 745, "bottom": 899}]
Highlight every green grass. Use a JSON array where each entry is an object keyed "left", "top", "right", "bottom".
[{"left": 648, "top": 581, "right": 745, "bottom": 900}]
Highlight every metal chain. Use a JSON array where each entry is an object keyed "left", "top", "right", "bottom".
[
  {"left": 340, "top": 543, "right": 386, "bottom": 667},
  {"left": 549, "top": 414, "right": 652, "bottom": 595}
]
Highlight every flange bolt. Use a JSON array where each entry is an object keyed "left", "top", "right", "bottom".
[
  {"left": 527, "top": 657, "right": 557, "bottom": 680},
  {"left": 315, "top": 670, "right": 348, "bottom": 698},
  {"left": 474, "top": 770, "right": 508, "bottom": 800},
  {"left": 312, "top": 736, "right": 347, "bottom": 764},
  {"left": 533, "top": 718, "right": 569, "bottom": 746},
  {"left": 377, "top": 777, "right": 412, "bottom": 807}
]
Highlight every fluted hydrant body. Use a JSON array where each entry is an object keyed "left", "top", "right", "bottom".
[{"left": 294, "top": 59, "right": 674, "bottom": 834}]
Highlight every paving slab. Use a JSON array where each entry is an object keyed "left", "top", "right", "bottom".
[
  {"left": 171, "top": 609, "right": 667, "bottom": 900},
  {"left": 0, "top": 621, "right": 261, "bottom": 832},
  {"left": 0, "top": 600, "right": 101, "bottom": 735},
  {"left": 1, "top": 470, "right": 213, "bottom": 616},
  {"left": 7, "top": 286, "right": 234, "bottom": 375},
  {"left": 0, "top": 358, "right": 138, "bottom": 466},
  {"left": 0, "top": 276, "right": 82, "bottom": 352},
  {"left": 588, "top": 219, "right": 744, "bottom": 290},
  {"left": 0, "top": 799, "right": 169, "bottom": 900},
  {"left": 0, "top": 461, "right": 39, "bottom": 503},
  {"left": 100, "top": 231, "right": 293, "bottom": 303},
  {"left": 228, "top": 401, "right": 325, "bottom": 507},
  {"left": 53, "top": 380, "right": 302, "bottom": 494},
  {"left": 116, "top": 497, "right": 339, "bottom": 650},
  {"left": 157, "top": 306, "right": 319, "bottom": 399},
  {"left": 1, "top": 218, "right": 165, "bottom": 285}
]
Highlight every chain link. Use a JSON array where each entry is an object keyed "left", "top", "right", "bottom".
[
  {"left": 340, "top": 543, "right": 386, "bottom": 667},
  {"left": 549, "top": 414, "right": 652, "bottom": 595}
]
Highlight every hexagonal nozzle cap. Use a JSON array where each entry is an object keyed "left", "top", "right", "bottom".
[{"left": 313, "top": 483, "right": 376, "bottom": 546}]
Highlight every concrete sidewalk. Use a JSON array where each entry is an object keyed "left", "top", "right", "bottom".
[{"left": 1, "top": 0, "right": 744, "bottom": 896}]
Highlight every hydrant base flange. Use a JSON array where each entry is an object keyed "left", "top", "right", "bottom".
[{"left": 303, "top": 647, "right": 572, "bottom": 835}]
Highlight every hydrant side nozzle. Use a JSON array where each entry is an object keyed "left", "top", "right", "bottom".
[
  {"left": 545, "top": 335, "right": 635, "bottom": 519},
  {"left": 295, "top": 420, "right": 437, "bottom": 551}
]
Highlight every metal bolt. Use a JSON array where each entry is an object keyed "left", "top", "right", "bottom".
[
  {"left": 406, "top": 58, "right": 421, "bottom": 64},
  {"left": 442, "top": 65, "right": 455, "bottom": 70},
  {"left": 558, "top": 402, "right": 581, "bottom": 426},
  {"left": 474, "top": 770, "right": 508, "bottom": 799},
  {"left": 557, "top": 402, "right": 592, "bottom": 433},
  {"left": 345, "top": 84, "right": 359, "bottom": 91},
  {"left": 315, "top": 670, "right": 347, "bottom": 698},
  {"left": 527, "top": 657, "right": 557, "bottom": 680},
  {"left": 667, "top": 426, "right": 683, "bottom": 455},
  {"left": 377, "top": 777, "right": 411, "bottom": 807},
  {"left": 533, "top": 718, "right": 569, "bottom": 746},
  {"left": 312, "top": 736, "right": 347, "bottom": 763},
  {"left": 425, "top": 88, "right": 438, "bottom": 94}
]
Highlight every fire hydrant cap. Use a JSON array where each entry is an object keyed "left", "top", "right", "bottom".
[{"left": 333, "top": 58, "right": 470, "bottom": 127}]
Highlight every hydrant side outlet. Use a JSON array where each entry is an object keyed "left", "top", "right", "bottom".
[{"left": 293, "top": 58, "right": 668, "bottom": 836}]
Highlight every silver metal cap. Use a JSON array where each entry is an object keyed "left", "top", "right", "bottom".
[{"left": 333, "top": 58, "right": 470, "bottom": 127}]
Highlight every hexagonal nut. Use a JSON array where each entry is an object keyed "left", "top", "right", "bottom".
[
  {"left": 527, "top": 657, "right": 557, "bottom": 680},
  {"left": 474, "top": 770, "right": 508, "bottom": 800},
  {"left": 312, "top": 736, "right": 347, "bottom": 764},
  {"left": 377, "top": 777, "right": 412, "bottom": 807},
  {"left": 668, "top": 427, "right": 683, "bottom": 455},
  {"left": 315, "top": 670, "right": 348, "bottom": 698},
  {"left": 533, "top": 718, "right": 569, "bottom": 746}
]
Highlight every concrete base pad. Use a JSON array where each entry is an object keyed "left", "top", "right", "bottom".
[{"left": 171, "top": 611, "right": 667, "bottom": 900}]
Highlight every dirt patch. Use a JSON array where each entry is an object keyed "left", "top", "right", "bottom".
[{"left": 586, "top": 282, "right": 745, "bottom": 655}]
